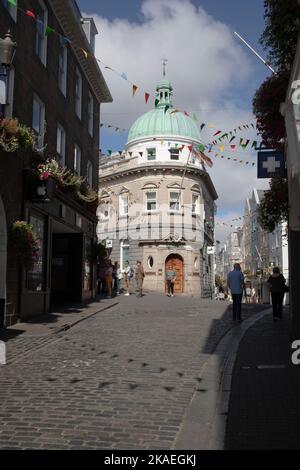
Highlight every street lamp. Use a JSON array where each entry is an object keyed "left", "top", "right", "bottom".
[{"left": 0, "top": 30, "right": 17, "bottom": 70}]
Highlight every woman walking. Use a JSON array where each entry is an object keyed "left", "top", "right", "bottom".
[{"left": 267, "top": 267, "right": 287, "bottom": 322}]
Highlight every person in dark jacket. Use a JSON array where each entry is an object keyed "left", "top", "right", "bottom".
[{"left": 267, "top": 267, "right": 287, "bottom": 321}]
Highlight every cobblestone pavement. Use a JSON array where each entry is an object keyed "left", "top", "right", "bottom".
[
  {"left": 225, "top": 308, "right": 300, "bottom": 449},
  {"left": 0, "top": 294, "right": 266, "bottom": 450}
]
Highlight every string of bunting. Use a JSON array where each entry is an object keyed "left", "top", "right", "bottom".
[
  {"left": 3, "top": 2, "right": 261, "bottom": 139},
  {"left": 100, "top": 123, "right": 127, "bottom": 132}
]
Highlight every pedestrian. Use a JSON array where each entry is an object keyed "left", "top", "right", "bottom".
[
  {"left": 227, "top": 263, "right": 245, "bottom": 322},
  {"left": 135, "top": 261, "right": 145, "bottom": 297},
  {"left": 123, "top": 260, "right": 133, "bottom": 296},
  {"left": 267, "top": 267, "right": 288, "bottom": 322},
  {"left": 105, "top": 260, "right": 113, "bottom": 298},
  {"left": 251, "top": 287, "right": 256, "bottom": 304},
  {"left": 165, "top": 265, "right": 177, "bottom": 297},
  {"left": 245, "top": 285, "right": 252, "bottom": 304},
  {"left": 113, "top": 261, "right": 121, "bottom": 295}
]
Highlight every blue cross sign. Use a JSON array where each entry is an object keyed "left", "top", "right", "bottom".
[{"left": 257, "top": 151, "right": 286, "bottom": 179}]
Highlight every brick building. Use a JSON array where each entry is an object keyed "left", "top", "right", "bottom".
[{"left": 0, "top": 0, "right": 112, "bottom": 326}]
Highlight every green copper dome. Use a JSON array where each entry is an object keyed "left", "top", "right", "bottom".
[{"left": 127, "top": 78, "right": 202, "bottom": 144}]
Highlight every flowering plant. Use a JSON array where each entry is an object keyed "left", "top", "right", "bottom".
[
  {"left": 258, "top": 177, "right": 289, "bottom": 232},
  {"left": 0, "top": 117, "right": 36, "bottom": 153},
  {"left": 10, "top": 221, "right": 40, "bottom": 270},
  {"left": 36, "top": 159, "right": 97, "bottom": 203}
]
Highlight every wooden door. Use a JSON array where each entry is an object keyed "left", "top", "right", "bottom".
[{"left": 165, "top": 255, "right": 184, "bottom": 294}]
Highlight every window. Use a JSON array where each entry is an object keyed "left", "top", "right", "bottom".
[
  {"left": 170, "top": 191, "right": 180, "bottom": 211},
  {"left": 100, "top": 201, "right": 109, "bottom": 219},
  {"left": 75, "top": 68, "right": 82, "bottom": 119},
  {"left": 148, "top": 256, "right": 154, "bottom": 269},
  {"left": 58, "top": 38, "right": 68, "bottom": 96},
  {"left": 170, "top": 148, "right": 179, "bottom": 160},
  {"left": 35, "top": 1, "right": 48, "bottom": 66},
  {"left": 147, "top": 148, "right": 156, "bottom": 161},
  {"left": 56, "top": 124, "right": 66, "bottom": 166},
  {"left": 3, "top": 0, "right": 17, "bottom": 21},
  {"left": 74, "top": 145, "right": 81, "bottom": 175},
  {"left": 120, "top": 240, "right": 130, "bottom": 270},
  {"left": 88, "top": 90, "right": 94, "bottom": 136},
  {"left": 32, "top": 94, "right": 45, "bottom": 149},
  {"left": 87, "top": 160, "right": 93, "bottom": 187},
  {"left": 27, "top": 215, "right": 45, "bottom": 291},
  {"left": 119, "top": 194, "right": 129, "bottom": 216},
  {"left": 192, "top": 193, "right": 199, "bottom": 214},
  {"left": 146, "top": 192, "right": 157, "bottom": 212}
]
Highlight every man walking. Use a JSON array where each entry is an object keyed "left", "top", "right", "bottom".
[
  {"left": 165, "top": 266, "right": 177, "bottom": 297},
  {"left": 227, "top": 263, "right": 244, "bottom": 322},
  {"left": 135, "top": 261, "right": 145, "bottom": 297},
  {"left": 123, "top": 260, "right": 133, "bottom": 296}
]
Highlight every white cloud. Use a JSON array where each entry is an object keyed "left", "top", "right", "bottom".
[{"left": 91, "top": 0, "right": 267, "bottom": 222}]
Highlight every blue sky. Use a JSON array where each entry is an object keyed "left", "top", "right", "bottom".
[{"left": 77, "top": 0, "right": 271, "bottom": 240}]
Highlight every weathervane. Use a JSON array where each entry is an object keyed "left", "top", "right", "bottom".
[{"left": 162, "top": 57, "right": 168, "bottom": 77}]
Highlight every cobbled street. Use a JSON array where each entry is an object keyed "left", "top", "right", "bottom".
[{"left": 0, "top": 294, "right": 264, "bottom": 450}]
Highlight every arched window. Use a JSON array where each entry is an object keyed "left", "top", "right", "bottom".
[{"left": 120, "top": 239, "right": 130, "bottom": 270}]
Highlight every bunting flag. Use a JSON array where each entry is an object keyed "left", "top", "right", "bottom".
[
  {"left": 132, "top": 85, "right": 138, "bottom": 96},
  {"left": 187, "top": 145, "right": 193, "bottom": 152},
  {"left": 155, "top": 99, "right": 160, "bottom": 108},
  {"left": 198, "top": 151, "right": 213, "bottom": 168},
  {"left": 145, "top": 93, "right": 150, "bottom": 104},
  {"left": 164, "top": 105, "right": 170, "bottom": 114},
  {"left": 105, "top": 66, "right": 114, "bottom": 71},
  {"left": 100, "top": 123, "right": 127, "bottom": 132},
  {"left": 251, "top": 141, "right": 257, "bottom": 149},
  {"left": 45, "top": 26, "right": 55, "bottom": 36},
  {"left": 80, "top": 48, "right": 88, "bottom": 59},
  {"left": 108, "top": 150, "right": 112, "bottom": 155},
  {"left": 213, "top": 130, "right": 221, "bottom": 136},
  {"left": 139, "top": 152, "right": 143, "bottom": 157},
  {"left": 229, "top": 136, "right": 235, "bottom": 143},
  {"left": 184, "top": 111, "right": 190, "bottom": 117},
  {"left": 230, "top": 145, "right": 236, "bottom": 150},
  {"left": 219, "top": 145, "right": 225, "bottom": 152},
  {"left": 128, "top": 152, "right": 133, "bottom": 157},
  {"left": 200, "top": 123, "right": 206, "bottom": 130},
  {"left": 26, "top": 10, "right": 36, "bottom": 19},
  {"left": 121, "top": 72, "right": 128, "bottom": 80}
]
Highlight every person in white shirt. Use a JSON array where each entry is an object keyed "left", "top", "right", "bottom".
[{"left": 123, "top": 261, "right": 133, "bottom": 296}]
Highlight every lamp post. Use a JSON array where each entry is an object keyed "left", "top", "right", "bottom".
[
  {"left": 0, "top": 30, "right": 17, "bottom": 70},
  {"left": 0, "top": 31, "right": 17, "bottom": 111}
]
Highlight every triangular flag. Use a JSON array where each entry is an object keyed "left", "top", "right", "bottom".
[
  {"left": 108, "top": 125, "right": 112, "bottom": 128},
  {"left": 132, "top": 85, "right": 138, "bottom": 96},
  {"left": 45, "top": 26, "right": 56, "bottom": 36},
  {"left": 108, "top": 150, "right": 112, "bottom": 155},
  {"left": 200, "top": 123, "right": 206, "bottom": 130},
  {"left": 196, "top": 144, "right": 205, "bottom": 152},
  {"left": 199, "top": 151, "right": 213, "bottom": 167},
  {"left": 251, "top": 123, "right": 255, "bottom": 128},
  {"left": 187, "top": 145, "right": 193, "bottom": 152},
  {"left": 213, "top": 130, "right": 221, "bottom": 136},
  {"left": 230, "top": 145, "right": 236, "bottom": 150},
  {"left": 229, "top": 136, "right": 235, "bottom": 143},
  {"left": 26, "top": 10, "right": 36, "bottom": 19},
  {"left": 251, "top": 141, "right": 257, "bottom": 149},
  {"left": 80, "top": 48, "right": 88, "bottom": 59},
  {"left": 121, "top": 72, "right": 128, "bottom": 80},
  {"left": 184, "top": 111, "right": 190, "bottom": 117},
  {"left": 8, "top": 0, "right": 17, "bottom": 5},
  {"left": 115, "top": 128, "right": 119, "bottom": 132},
  {"left": 100, "top": 124, "right": 104, "bottom": 128},
  {"left": 175, "top": 144, "right": 178, "bottom": 148},
  {"left": 129, "top": 152, "right": 133, "bottom": 157},
  {"left": 139, "top": 152, "right": 143, "bottom": 157},
  {"left": 145, "top": 93, "right": 150, "bottom": 104},
  {"left": 239, "top": 138, "right": 243, "bottom": 146},
  {"left": 219, "top": 145, "right": 225, "bottom": 152},
  {"left": 252, "top": 162, "right": 255, "bottom": 166},
  {"left": 155, "top": 98, "right": 159, "bottom": 107},
  {"left": 164, "top": 105, "right": 170, "bottom": 114}
]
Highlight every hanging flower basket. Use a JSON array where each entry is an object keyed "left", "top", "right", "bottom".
[
  {"left": 10, "top": 221, "right": 40, "bottom": 270},
  {"left": 0, "top": 117, "right": 37, "bottom": 153},
  {"left": 36, "top": 159, "right": 97, "bottom": 203}
]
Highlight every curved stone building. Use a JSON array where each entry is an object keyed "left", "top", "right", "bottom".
[{"left": 97, "top": 76, "right": 218, "bottom": 297}]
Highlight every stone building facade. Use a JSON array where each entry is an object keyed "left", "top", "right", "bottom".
[
  {"left": 98, "top": 77, "right": 217, "bottom": 297},
  {"left": 0, "top": 0, "right": 112, "bottom": 325}
]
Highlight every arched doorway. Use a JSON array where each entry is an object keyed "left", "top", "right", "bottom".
[
  {"left": 0, "top": 196, "right": 7, "bottom": 326},
  {"left": 165, "top": 254, "right": 184, "bottom": 294}
]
